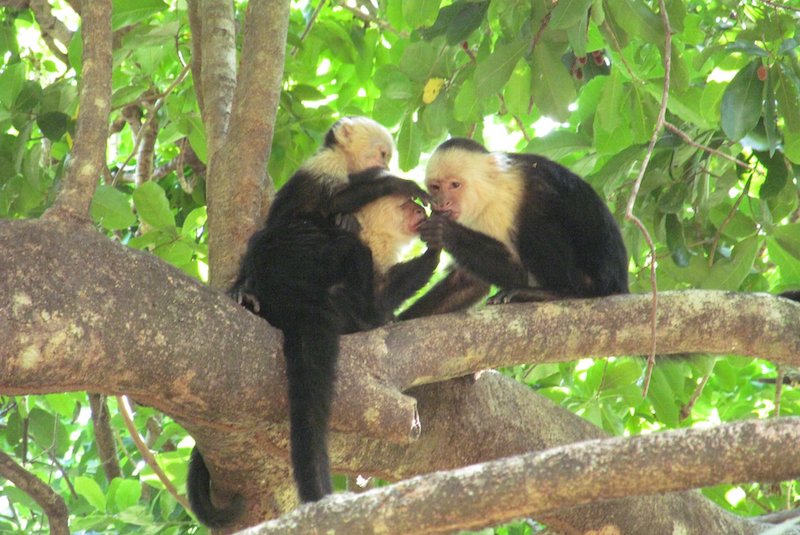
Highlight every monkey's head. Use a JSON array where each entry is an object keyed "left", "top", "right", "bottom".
[
  {"left": 326, "top": 116, "right": 395, "bottom": 173},
  {"left": 399, "top": 199, "right": 427, "bottom": 235},
  {"left": 425, "top": 138, "right": 504, "bottom": 225}
]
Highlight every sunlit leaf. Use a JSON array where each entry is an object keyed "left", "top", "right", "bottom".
[
  {"left": 91, "top": 185, "right": 137, "bottom": 230},
  {"left": 133, "top": 182, "right": 176, "bottom": 231},
  {"left": 474, "top": 38, "right": 527, "bottom": 100},
  {"left": 75, "top": 476, "right": 107, "bottom": 512}
]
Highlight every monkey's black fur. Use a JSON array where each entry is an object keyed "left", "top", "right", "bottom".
[
  {"left": 403, "top": 138, "right": 628, "bottom": 319},
  {"left": 187, "top": 163, "right": 434, "bottom": 526}
]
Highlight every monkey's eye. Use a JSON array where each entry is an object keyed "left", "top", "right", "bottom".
[
  {"left": 428, "top": 184, "right": 440, "bottom": 192},
  {"left": 451, "top": 181, "right": 461, "bottom": 189}
]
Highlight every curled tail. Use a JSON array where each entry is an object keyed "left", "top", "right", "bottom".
[
  {"left": 187, "top": 447, "right": 244, "bottom": 528},
  {"left": 282, "top": 316, "right": 340, "bottom": 502}
]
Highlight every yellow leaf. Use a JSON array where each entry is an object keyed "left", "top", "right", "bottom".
[{"left": 422, "top": 77, "right": 445, "bottom": 104}]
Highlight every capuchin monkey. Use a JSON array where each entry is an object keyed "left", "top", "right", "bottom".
[
  {"left": 352, "top": 172, "right": 441, "bottom": 323},
  {"left": 400, "top": 137, "right": 629, "bottom": 320},
  {"left": 187, "top": 118, "right": 434, "bottom": 528}
]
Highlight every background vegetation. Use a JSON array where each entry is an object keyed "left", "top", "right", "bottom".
[{"left": 1, "top": 0, "right": 799, "bottom": 533}]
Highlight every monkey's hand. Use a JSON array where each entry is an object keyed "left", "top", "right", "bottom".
[
  {"left": 418, "top": 214, "right": 454, "bottom": 249},
  {"left": 232, "top": 289, "right": 261, "bottom": 313},
  {"left": 334, "top": 212, "right": 362, "bottom": 234},
  {"left": 385, "top": 177, "right": 432, "bottom": 205}
]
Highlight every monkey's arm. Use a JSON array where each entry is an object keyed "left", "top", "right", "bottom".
[
  {"left": 330, "top": 176, "right": 429, "bottom": 214},
  {"left": 398, "top": 268, "right": 490, "bottom": 320},
  {"left": 420, "top": 216, "right": 528, "bottom": 290},
  {"left": 377, "top": 247, "right": 441, "bottom": 317}
]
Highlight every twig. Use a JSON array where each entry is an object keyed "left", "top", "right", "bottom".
[
  {"left": 775, "top": 365, "right": 784, "bottom": 418},
  {"left": 333, "top": 0, "right": 408, "bottom": 37},
  {"left": 111, "top": 63, "right": 191, "bottom": 185},
  {"left": 0, "top": 451, "right": 69, "bottom": 535},
  {"left": 625, "top": 0, "right": 671, "bottom": 397},
  {"left": 116, "top": 396, "right": 191, "bottom": 511},
  {"left": 292, "top": 0, "right": 326, "bottom": 56},
  {"left": 708, "top": 175, "right": 752, "bottom": 266},
  {"left": 680, "top": 371, "right": 712, "bottom": 420},
  {"left": 759, "top": 0, "right": 800, "bottom": 13},
  {"left": 530, "top": 11, "right": 551, "bottom": 55},
  {"left": 664, "top": 122, "right": 751, "bottom": 169}
]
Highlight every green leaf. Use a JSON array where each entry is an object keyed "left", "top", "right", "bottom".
[
  {"left": 400, "top": 42, "right": 437, "bottom": 82},
  {"left": 154, "top": 239, "right": 194, "bottom": 267},
  {"left": 700, "top": 236, "right": 761, "bottom": 291},
  {"left": 0, "top": 63, "right": 25, "bottom": 109},
  {"left": 776, "top": 63, "right": 800, "bottom": 134},
  {"left": 402, "top": 0, "right": 441, "bottom": 29},
  {"left": 91, "top": 185, "right": 137, "bottom": 230},
  {"left": 397, "top": 115, "right": 422, "bottom": 171},
  {"left": 112, "top": 479, "right": 142, "bottom": 512},
  {"left": 474, "top": 39, "right": 528, "bottom": 100},
  {"left": 763, "top": 67, "right": 778, "bottom": 155},
  {"left": 773, "top": 223, "right": 800, "bottom": 259},
  {"left": 133, "top": 182, "right": 176, "bottom": 231},
  {"left": 453, "top": 79, "right": 481, "bottom": 122},
  {"left": 720, "top": 61, "right": 764, "bottom": 142},
  {"left": 75, "top": 476, "right": 107, "bottom": 512},
  {"left": 647, "top": 366, "right": 679, "bottom": 427},
  {"left": 605, "top": 0, "right": 662, "bottom": 44},
  {"left": 530, "top": 41, "right": 576, "bottom": 122},
  {"left": 184, "top": 115, "right": 207, "bottom": 164},
  {"left": 37, "top": 111, "right": 69, "bottom": 141},
  {"left": 446, "top": 1, "right": 489, "bottom": 45},
  {"left": 754, "top": 150, "right": 787, "bottom": 199},
  {"left": 112, "top": 0, "right": 169, "bottom": 30},
  {"left": 549, "top": 0, "right": 592, "bottom": 29},
  {"left": 27, "top": 408, "right": 70, "bottom": 456},
  {"left": 665, "top": 214, "right": 690, "bottom": 267},
  {"left": 504, "top": 63, "right": 532, "bottom": 118}
]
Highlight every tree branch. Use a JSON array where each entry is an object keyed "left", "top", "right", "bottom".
[
  {"left": 0, "top": 450, "right": 69, "bottom": 535},
  {"left": 206, "top": 0, "right": 289, "bottom": 290},
  {"left": 2, "top": 220, "right": 800, "bottom": 435},
  {"left": 247, "top": 418, "right": 800, "bottom": 535},
  {"left": 196, "top": 0, "right": 236, "bottom": 159},
  {"left": 43, "top": 0, "right": 112, "bottom": 224},
  {"left": 2, "top": 219, "right": 800, "bottom": 530},
  {"left": 87, "top": 393, "right": 122, "bottom": 481}
]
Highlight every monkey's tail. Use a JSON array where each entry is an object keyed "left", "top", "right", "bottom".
[
  {"left": 282, "top": 315, "right": 340, "bottom": 502},
  {"left": 187, "top": 447, "right": 245, "bottom": 528}
]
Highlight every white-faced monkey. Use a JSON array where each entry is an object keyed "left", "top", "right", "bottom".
[
  {"left": 401, "top": 137, "right": 629, "bottom": 319},
  {"left": 187, "top": 118, "right": 435, "bottom": 527}
]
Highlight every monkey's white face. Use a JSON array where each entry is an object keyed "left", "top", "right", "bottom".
[
  {"left": 425, "top": 149, "right": 494, "bottom": 225},
  {"left": 337, "top": 117, "right": 395, "bottom": 173}
]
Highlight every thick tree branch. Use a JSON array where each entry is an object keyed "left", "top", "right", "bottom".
[
  {"left": 2, "top": 220, "right": 800, "bottom": 435},
  {"left": 247, "top": 418, "right": 800, "bottom": 535},
  {"left": 206, "top": 0, "right": 289, "bottom": 289},
  {"left": 0, "top": 450, "right": 70, "bottom": 535},
  {"left": 2, "top": 219, "right": 799, "bottom": 531},
  {"left": 43, "top": 0, "right": 111, "bottom": 224}
]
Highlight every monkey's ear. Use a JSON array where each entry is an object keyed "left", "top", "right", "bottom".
[
  {"left": 336, "top": 117, "right": 355, "bottom": 143},
  {"left": 486, "top": 152, "right": 507, "bottom": 180}
]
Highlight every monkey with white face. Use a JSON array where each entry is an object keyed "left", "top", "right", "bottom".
[
  {"left": 188, "top": 118, "right": 434, "bottom": 528},
  {"left": 401, "top": 137, "right": 629, "bottom": 319}
]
